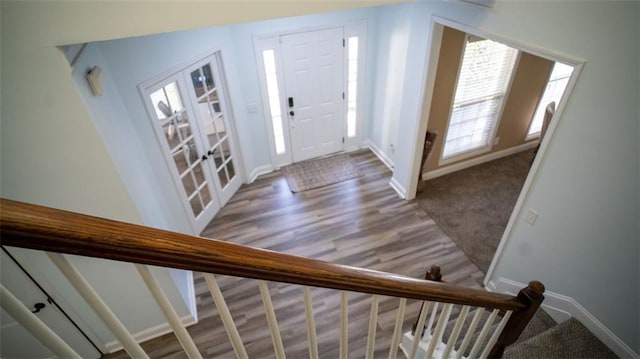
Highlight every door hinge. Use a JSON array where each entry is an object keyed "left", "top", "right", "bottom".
[
  {"left": 343, "top": 38, "right": 345, "bottom": 47},
  {"left": 342, "top": 92, "right": 345, "bottom": 100},
  {"left": 342, "top": 137, "right": 345, "bottom": 144}
]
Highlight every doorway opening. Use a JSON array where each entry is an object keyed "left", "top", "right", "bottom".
[{"left": 413, "top": 20, "right": 580, "bottom": 282}]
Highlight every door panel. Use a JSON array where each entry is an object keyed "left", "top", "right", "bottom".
[
  {"left": 145, "top": 74, "right": 220, "bottom": 233},
  {"left": 281, "top": 27, "right": 345, "bottom": 162},
  {"left": 184, "top": 56, "right": 241, "bottom": 205}
]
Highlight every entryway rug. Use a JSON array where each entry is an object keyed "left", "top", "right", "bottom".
[{"left": 282, "top": 153, "right": 361, "bottom": 193}]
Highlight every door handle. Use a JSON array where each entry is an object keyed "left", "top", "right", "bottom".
[
  {"left": 201, "top": 155, "right": 208, "bottom": 161},
  {"left": 31, "top": 302, "right": 46, "bottom": 314},
  {"left": 288, "top": 97, "right": 294, "bottom": 108}
]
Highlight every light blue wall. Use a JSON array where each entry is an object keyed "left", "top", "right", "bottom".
[
  {"left": 94, "top": 6, "right": 379, "bottom": 233},
  {"left": 368, "top": 3, "right": 414, "bottom": 163}
]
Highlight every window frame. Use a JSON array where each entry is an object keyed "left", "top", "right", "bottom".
[{"left": 439, "top": 35, "right": 519, "bottom": 165}]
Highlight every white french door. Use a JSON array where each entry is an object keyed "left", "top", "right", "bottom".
[
  {"left": 280, "top": 27, "right": 345, "bottom": 162},
  {"left": 183, "top": 55, "right": 242, "bottom": 205},
  {"left": 142, "top": 52, "right": 241, "bottom": 233}
]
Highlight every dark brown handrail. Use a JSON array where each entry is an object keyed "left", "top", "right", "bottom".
[{"left": 0, "top": 198, "right": 526, "bottom": 311}]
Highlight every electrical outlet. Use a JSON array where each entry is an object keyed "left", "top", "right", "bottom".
[{"left": 525, "top": 208, "right": 538, "bottom": 225}]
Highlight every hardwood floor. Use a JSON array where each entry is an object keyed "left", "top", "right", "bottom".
[{"left": 103, "top": 150, "right": 485, "bottom": 359}]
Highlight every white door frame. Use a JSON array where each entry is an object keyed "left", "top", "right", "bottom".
[
  {"left": 254, "top": 20, "right": 368, "bottom": 169},
  {"left": 406, "top": 16, "right": 585, "bottom": 286}
]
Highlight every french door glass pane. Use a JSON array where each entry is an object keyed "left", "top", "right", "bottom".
[
  {"left": 150, "top": 80, "right": 213, "bottom": 218},
  {"left": 190, "top": 60, "right": 237, "bottom": 190}
]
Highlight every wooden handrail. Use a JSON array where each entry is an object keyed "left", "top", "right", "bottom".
[{"left": 0, "top": 198, "right": 526, "bottom": 311}]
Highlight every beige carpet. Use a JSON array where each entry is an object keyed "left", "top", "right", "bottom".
[
  {"left": 416, "top": 150, "right": 535, "bottom": 272},
  {"left": 282, "top": 153, "right": 361, "bottom": 193}
]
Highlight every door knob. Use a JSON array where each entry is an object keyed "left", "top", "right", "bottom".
[
  {"left": 201, "top": 155, "right": 208, "bottom": 161},
  {"left": 31, "top": 302, "right": 46, "bottom": 314},
  {"left": 289, "top": 110, "right": 295, "bottom": 116}
]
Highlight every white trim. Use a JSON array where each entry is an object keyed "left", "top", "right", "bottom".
[
  {"left": 105, "top": 314, "right": 197, "bottom": 354},
  {"left": 487, "top": 278, "right": 640, "bottom": 359},
  {"left": 364, "top": 140, "right": 394, "bottom": 170},
  {"left": 184, "top": 271, "right": 198, "bottom": 321},
  {"left": 389, "top": 177, "right": 407, "bottom": 199},
  {"left": 249, "top": 164, "right": 274, "bottom": 183},
  {"left": 423, "top": 141, "right": 537, "bottom": 181}
]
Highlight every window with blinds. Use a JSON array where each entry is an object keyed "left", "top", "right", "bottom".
[
  {"left": 527, "top": 62, "right": 573, "bottom": 137},
  {"left": 442, "top": 36, "right": 518, "bottom": 160}
]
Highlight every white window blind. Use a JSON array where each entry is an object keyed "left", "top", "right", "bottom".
[
  {"left": 527, "top": 62, "right": 573, "bottom": 137},
  {"left": 442, "top": 36, "right": 518, "bottom": 159}
]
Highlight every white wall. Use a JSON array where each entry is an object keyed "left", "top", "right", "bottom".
[
  {"left": 368, "top": 4, "right": 414, "bottom": 164},
  {"left": 378, "top": 1, "right": 639, "bottom": 353}
]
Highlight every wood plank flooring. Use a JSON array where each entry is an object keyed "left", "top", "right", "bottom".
[{"left": 103, "top": 150, "right": 485, "bottom": 358}]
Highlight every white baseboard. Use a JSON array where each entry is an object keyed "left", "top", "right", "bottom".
[
  {"left": 424, "top": 142, "right": 538, "bottom": 181},
  {"left": 105, "top": 314, "right": 197, "bottom": 353},
  {"left": 487, "top": 277, "right": 639, "bottom": 359},
  {"left": 248, "top": 164, "right": 273, "bottom": 183},
  {"left": 389, "top": 177, "right": 407, "bottom": 199},
  {"left": 364, "top": 140, "right": 394, "bottom": 171}
]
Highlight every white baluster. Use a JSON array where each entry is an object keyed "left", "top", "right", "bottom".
[
  {"left": 303, "top": 286, "right": 319, "bottom": 359},
  {"left": 203, "top": 274, "right": 248, "bottom": 359},
  {"left": 467, "top": 309, "right": 499, "bottom": 359},
  {"left": 0, "top": 284, "right": 82, "bottom": 358},
  {"left": 340, "top": 291, "right": 349, "bottom": 359},
  {"left": 259, "top": 280, "right": 286, "bottom": 359},
  {"left": 408, "top": 301, "right": 433, "bottom": 359},
  {"left": 47, "top": 253, "right": 148, "bottom": 358},
  {"left": 441, "top": 305, "right": 470, "bottom": 359},
  {"left": 136, "top": 264, "right": 201, "bottom": 359},
  {"left": 387, "top": 297, "right": 407, "bottom": 359},
  {"left": 365, "top": 295, "right": 380, "bottom": 359},
  {"left": 455, "top": 308, "right": 484, "bottom": 359},
  {"left": 479, "top": 311, "right": 512, "bottom": 359},
  {"left": 425, "top": 302, "right": 440, "bottom": 340},
  {"left": 425, "top": 303, "right": 453, "bottom": 359}
]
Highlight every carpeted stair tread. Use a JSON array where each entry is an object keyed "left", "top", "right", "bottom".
[{"left": 504, "top": 318, "right": 618, "bottom": 359}]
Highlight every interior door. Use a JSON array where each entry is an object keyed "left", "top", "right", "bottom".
[
  {"left": 281, "top": 27, "right": 345, "bottom": 162},
  {"left": 145, "top": 74, "right": 221, "bottom": 233},
  {"left": 183, "top": 55, "right": 242, "bottom": 205},
  {"left": 0, "top": 248, "right": 102, "bottom": 358}
]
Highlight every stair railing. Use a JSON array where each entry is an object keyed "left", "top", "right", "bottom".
[{"left": 0, "top": 198, "right": 544, "bottom": 358}]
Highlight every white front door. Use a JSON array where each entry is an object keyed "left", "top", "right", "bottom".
[{"left": 281, "top": 27, "right": 345, "bottom": 162}]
